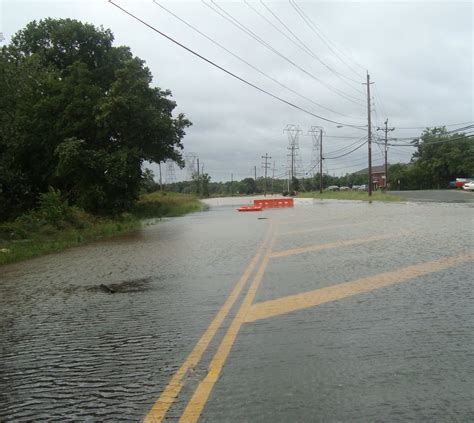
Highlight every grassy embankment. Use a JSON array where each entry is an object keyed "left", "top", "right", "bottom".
[
  {"left": 298, "top": 191, "right": 404, "bottom": 201},
  {"left": 0, "top": 191, "right": 202, "bottom": 266}
]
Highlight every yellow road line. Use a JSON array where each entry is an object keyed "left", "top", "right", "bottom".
[
  {"left": 178, "top": 225, "right": 277, "bottom": 423},
  {"left": 245, "top": 254, "right": 473, "bottom": 323},
  {"left": 279, "top": 222, "right": 363, "bottom": 236},
  {"left": 270, "top": 233, "right": 400, "bottom": 258},
  {"left": 143, "top": 224, "right": 274, "bottom": 423}
]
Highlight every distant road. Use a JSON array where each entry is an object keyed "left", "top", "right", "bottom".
[{"left": 390, "top": 189, "right": 474, "bottom": 203}]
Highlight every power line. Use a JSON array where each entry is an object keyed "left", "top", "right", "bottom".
[
  {"left": 378, "top": 134, "right": 474, "bottom": 147},
  {"left": 325, "top": 139, "right": 368, "bottom": 159},
  {"left": 108, "top": 0, "right": 366, "bottom": 129},
  {"left": 289, "top": 0, "right": 366, "bottom": 76},
  {"left": 153, "top": 1, "right": 362, "bottom": 120},
  {"left": 203, "top": 0, "right": 365, "bottom": 107},
  {"left": 395, "top": 121, "right": 474, "bottom": 129},
  {"left": 257, "top": 1, "right": 364, "bottom": 93}
]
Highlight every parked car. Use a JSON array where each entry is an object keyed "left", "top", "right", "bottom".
[
  {"left": 455, "top": 178, "right": 471, "bottom": 188},
  {"left": 339, "top": 186, "right": 350, "bottom": 191},
  {"left": 357, "top": 184, "right": 368, "bottom": 191},
  {"left": 351, "top": 185, "right": 360, "bottom": 190},
  {"left": 462, "top": 181, "right": 474, "bottom": 191},
  {"left": 326, "top": 185, "right": 339, "bottom": 191}
]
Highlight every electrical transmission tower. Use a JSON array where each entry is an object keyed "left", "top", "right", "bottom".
[
  {"left": 184, "top": 152, "right": 198, "bottom": 181},
  {"left": 308, "top": 126, "right": 324, "bottom": 193},
  {"left": 377, "top": 119, "right": 395, "bottom": 190},
  {"left": 261, "top": 153, "right": 272, "bottom": 196},
  {"left": 284, "top": 124, "right": 302, "bottom": 193},
  {"left": 165, "top": 160, "right": 177, "bottom": 185},
  {"left": 308, "top": 127, "right": 321, "bottom": 178}
]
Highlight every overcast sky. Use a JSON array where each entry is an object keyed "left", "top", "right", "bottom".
[{"left": 1, "top": 0, "right": 472, "bottom": 182}]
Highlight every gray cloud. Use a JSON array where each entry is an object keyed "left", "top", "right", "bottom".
[{"left": 2, "top": 0, "right": 472, "bottom": 182}]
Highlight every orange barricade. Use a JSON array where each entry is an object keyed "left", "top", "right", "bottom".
[{"left": 254, "top": 198, "right": 294, "bottom": 208}]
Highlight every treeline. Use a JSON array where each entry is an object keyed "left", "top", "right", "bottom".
[
  {"left": 162, "top": 127, "right": 473, "bottom": 196},
  {"left": 386, "top": 128, "right": 473, "bottom": 190},
  {"left": 160, "top": 173, "right": 369, "bottom": 197},
  {"left": 0, "top": 19, "right": 190, "bottom": 221}
]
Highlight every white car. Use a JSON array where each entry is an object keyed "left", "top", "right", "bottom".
[{"left": 462, "top": 181, "right": 474, "bottom": 191}]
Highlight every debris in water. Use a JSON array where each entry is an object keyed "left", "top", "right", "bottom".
[{"left": 99, "top": 284, "right": 116, "bottom": 294}]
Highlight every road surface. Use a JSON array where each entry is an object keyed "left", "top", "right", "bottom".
[{"left": 1, "top": 198, "right": 473, "bottom": 421}]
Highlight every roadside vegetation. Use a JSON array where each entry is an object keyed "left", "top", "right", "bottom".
[
  {"left": 298, "top": 191, "right": 404, "bottom": 202},
  {"left": 132, "top": 192, "right": 203, "bottom": 219},
  {"left": 0, "top": 19, "right": 201, "bottom": 266},
  {"left": 0, "top": 190, "right": 202, "bottom": 266},
  {"left": 165, "top": 128, "right": 473, "bottom": 197}
]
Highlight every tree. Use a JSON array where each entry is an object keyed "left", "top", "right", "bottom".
[
  {"left": 239, "top": 178, "right": 257, "bottom": 195},
  {"left": 0, "top": 18, "right": 191, "bottom": 219},
  {"left": 411, "top": 127, "right": 473, "bottom": 188}
]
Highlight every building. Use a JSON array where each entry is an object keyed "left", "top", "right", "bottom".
[{"left": 354, "top": 164, "right": 389, "bottom": 190}]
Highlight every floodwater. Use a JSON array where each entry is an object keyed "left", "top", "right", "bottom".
[{"left": 0, "top": 199, "right": 473, "bottom": 421}]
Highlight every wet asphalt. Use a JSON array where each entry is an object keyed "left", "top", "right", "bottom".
[{"left": 0, "top": 198, "right": 473, "bottom": 422}]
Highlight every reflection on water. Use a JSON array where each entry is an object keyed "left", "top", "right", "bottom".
[{"left": 0, "top": 201, "right": 472, "bottom": 421}]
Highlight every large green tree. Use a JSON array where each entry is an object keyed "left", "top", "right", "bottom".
[
  {"left": 0, "top": 18, "right": 191, "bottom": 218},
  {"left": 386, "top": 127, "right": 474, "bottom": 190}
]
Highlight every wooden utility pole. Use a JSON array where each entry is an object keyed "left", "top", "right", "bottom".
[
  {"left": 319, "top": 128, "right": 323, "bottom": 194},
  {"left": 230, "top": 173, "right": 233, "bottom": 196},
  {"left": 271, "top": 160, "right": 276, "bottom": 194},
  {"left": 364, "top": 72, "right": 374, "bottom": 196},
  {"left": 196, "top": 157, "right": 200, "bottom": 195},
  {"left": 159, "top": 162, "right": 163, "bottom": 192},
  {"left": 261, "top": 153, "right": 272, "bottom": 196},
  {"left": 377, "top": 119, "right": 395, "bottom": 191}
]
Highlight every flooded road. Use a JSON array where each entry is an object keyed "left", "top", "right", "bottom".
[{"left": 1, "top": 199, "right": 473, "bottom": 421}]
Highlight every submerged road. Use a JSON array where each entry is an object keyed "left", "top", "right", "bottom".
[{"left": 1, "top": 199, "right": 473, "bottom": 421}]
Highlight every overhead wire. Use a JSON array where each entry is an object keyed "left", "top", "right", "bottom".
[
  {"left": 256, "top": 1, "right": 365, "bottom": 94},
  {"left": 289, "top": 0, "right": 366, "bottom": 77},
  {"left": 153, "top": 1, "right": 362, "bottom": 120},
  {"left": 325, "top": 139, "right": 368, "bottom": 159},
  {"left": 203, "top": 0, "right": 366, "bottom": 107},
  {"left": 396, "top": 121, "right": 474, "bottom": 129},
  {"left": 108, "top": 0, "right": 367, "bottom": 128}
]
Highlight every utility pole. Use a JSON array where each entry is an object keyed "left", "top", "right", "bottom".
[
  {"left": 308, "top": 126, "right": 323, "bottom": 193},
  {"left": 261, "top": 153, "right": 272, "bottom": 196},
  {"left": 254, "top": 165, "right": 257, "bottom": 194},
  {"left": 196, "top": 157, "right": 200, "bottom": 195},
  {"left": 319, "top": 128, "right": 323, "bottom": 194},
  {"left": 159, "top": 162, "right": 163, "bottom": 192},
  {"left": 231, "top": 173, "right": 233, "bottom": 196},
  {"left": 377, "top": 119, "right": 395, "bottom": 191},
  {"left": 363, "top": 72, "right": 374, "bottom": 196},
  {"left": 271, "top": 160, "right": 276, "bottom": 194},
  {"left": 284, "top": 124, "right": 301, "bottom": 193}
]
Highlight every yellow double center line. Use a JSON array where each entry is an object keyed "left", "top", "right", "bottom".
[
  {"left": 143, "top": 222, "right": 275, "bottom": 423},
  {"left": 178, "top": 227, "right": 277, "bottom": 422}
]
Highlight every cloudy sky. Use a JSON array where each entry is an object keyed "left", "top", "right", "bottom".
[{"left": 1, "top": 0, "right": 472, "bottom": 182}]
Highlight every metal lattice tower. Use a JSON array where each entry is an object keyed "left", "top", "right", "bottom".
[
  {"left": 184, "top": 153, "right": 198, "bottom": 181},
  {"left": 283, "top": 124, "right": 302, "bottom": 190},
  {"left": 308, "top": 126, "right": 322, "bottom": 177},
  {"left": 165, "top": 160, "right": 177, "bottom": 184}
]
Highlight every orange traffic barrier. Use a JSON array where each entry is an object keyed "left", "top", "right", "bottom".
[
  {"left": 254, "top": 198, "right": 294, "bottom": 208},
  {"left": 237, "top": 205, "right": 263, "bottom": 212}
]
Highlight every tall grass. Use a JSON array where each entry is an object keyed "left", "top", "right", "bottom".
[
  {"left": 132, "top": 192, "right": 203, "bottom": 218},
  {"left": 298, "top": 191, "right": 404, "bottom": 202},
  {"left": 0, "top": 191, "right": 202, "bottom": 266}
]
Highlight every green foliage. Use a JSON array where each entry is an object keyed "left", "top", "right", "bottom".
[
  {"left": 132, "top": 192, "right": 202, "bottom": 218},
  {"left": 299, "top": 191, "right": 403, "bottom": 202},
  {"left": 0, "top": 191, "right": 202, "bottom": 265},
  {"left": 387, "top": 128, "right": 473, "bottom": 189},
  {"left": 0, "top": 18, "right": 191, "bottom": 219}
]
